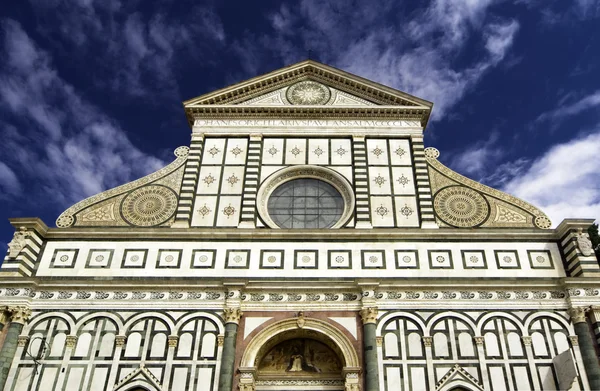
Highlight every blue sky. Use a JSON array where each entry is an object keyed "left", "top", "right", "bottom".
[{"left": 1, "top": 0, "right": 599, "bottom": 250}]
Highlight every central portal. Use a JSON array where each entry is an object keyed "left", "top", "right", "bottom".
[
  {"left": 238, "top": 316, "right": 360, "bottom": 391},
  {"left": 257, "top": 337, "right": 343, "bottom": 388}
]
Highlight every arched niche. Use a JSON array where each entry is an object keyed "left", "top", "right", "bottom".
[{"left": 239, "top": 316, "right": 360, "bottom": 390}]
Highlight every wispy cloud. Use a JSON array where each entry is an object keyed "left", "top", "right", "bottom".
[
  {"left": 502, "top": 130, "right": 600, "bottom": 226},
  {"left": 243, "top": 0, "right": 520, "bottom": 121},
  {"left": 447, "top": 133, "right": 505, "bottom": 178},
  {"left": 0, "top": 19, "right": 164, "bottom": 216},
  {"left": 27, "top": 0, "right": 225, "bottom": 100},
  {"left": 534, "top": 91, "right": 600, "bottom": 124}
]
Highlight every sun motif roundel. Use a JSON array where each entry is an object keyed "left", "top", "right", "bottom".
[{"left": 286, "top": 81, "right": 331, "bottom": 105}]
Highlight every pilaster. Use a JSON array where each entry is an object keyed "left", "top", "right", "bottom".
[
  {"left": 239, "top": 133, "right": 262, "bottom": 228},
  {"left": 0, "top": 306, "right": 31, "bottom": 390},
  {"left": 556, "top": 219, "right": 600, "bottom": 277},
  {"left": 413, "top": 140, "right": 437, "bottom": 228},
  {"left": 352, "top": 135, "right": 372, "bottom": 228},
  {"left": 219, "top": 293, "right": 243, "bottom": 391},
  {"left": 521, "top": 335, "right": 541, "bottom": 390},
  {"left": 568, "top": 306, "right": 600, "bottom": 389},
  {"left": 173, "top": 133, "right": 204, "bottom": 227},
  {"left": 359, "top": 305, "right": 379, "bottom": 391}
]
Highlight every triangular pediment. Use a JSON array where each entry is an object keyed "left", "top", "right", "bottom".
[
  {"left": 113, "top": 364, "right": 163, "bottom": 391},
  {"left": 183, "top": 60, "right": 433, "bottom": 127}
]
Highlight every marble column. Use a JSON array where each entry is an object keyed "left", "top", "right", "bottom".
[
  {"left": 360, "top": 307, "right": 380, "bottom": 391},
  {"left": 0, "top": 306, "right": 31, "bottom": 390},
  {"left": 569, "top": 307, "right": 600, "bottom": 390},
  {"left": 218, "top": 307, "right": 242, "bottom": 391}
]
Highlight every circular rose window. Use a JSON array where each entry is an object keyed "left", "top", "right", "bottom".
[
  {"left": 267, "top": 178, "right": 344, "bottom": 229},
  {"left": 257, "top": 166, "right": 355, "bottom": 229}
]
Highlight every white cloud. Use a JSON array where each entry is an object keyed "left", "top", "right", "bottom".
[
  {"left": 0, "top": 19, "right": 164, "bottom": 213},
  {"left": 535, "top": 91, "right": 600, "bottom": 123},
  {"left": 447, "top": 133, "right": 504, "bottom": 178},
  {"left": 0, "top": 162, "right": 22, "bottom": 196},
  {"left": 502, "top": 130, "right": 600, "bottom": 226}
]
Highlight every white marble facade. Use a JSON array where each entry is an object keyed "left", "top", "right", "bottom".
[{"left": 2, "top": 60, "right": 599, "bottom": 391}]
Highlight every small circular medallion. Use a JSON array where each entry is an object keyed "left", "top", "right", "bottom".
[
  {"left": 424, "top": 147, "right": 440, "bottom": 159},
  {"left": 534, "top": 215, "right": 552, "bottom": 229},
  {"left": 56, "top": 215, "right": 74, "bottom": 228},
  {"left": 121, "top": 185, "right": 177, "bottom": 227},
  {"left": 286, "top": 81, "right": 331, "bottom": 105},
  {"left": 434, "top": 186, "right": 489, "bottom": 228}
]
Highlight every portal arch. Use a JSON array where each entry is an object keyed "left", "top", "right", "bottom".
[{"left": 239, "top": 316, "right": 360, "bottom": 390}]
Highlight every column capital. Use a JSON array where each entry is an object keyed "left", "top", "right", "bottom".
[
  {"left": 422, "top": 336, "right": 433, "bottom": 347},
  {"left": 474, "top": 336, "right": 485, "bottom": 345},
  {"left": 217, "top": 335, "right": 224, "bottom": 346},
  {"left": 17, "top": 336, "right": 30, "bottom": 347},
  {"left": 168, "top": 335, "right": 179, "bottom": 348},
  {"left": 568, "top": 306, "right": 589, "bottom": 324},
  {"left": 569, "top": 335, "right": 579, "bottom": 346},
  {"left": 376, "top": 336, "right": 383, "bottom": 347},
  {"left": 521, "top": 336, "right": 532, "bottom": 346},
  {"left": 249, "top": 133, "right": 263, "bottom": 141},
  {"left": 223, "top": 307, "right": 243, "bottom": 324},
  {"left": 359, "top": 307, "right": 378, "bottom": 325},
  {"left": 8, "top": 306, "right": 31, "bottom": 324},
  {"left": 65, "top": 335, "right": 78, "bottom": 348},
  {"left": 115, "top": 335, "right": 127, "bottom": 347}
]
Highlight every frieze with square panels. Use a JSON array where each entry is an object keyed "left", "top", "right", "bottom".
[
  {"left": 394, "top": 250, "right": 419, "bottom": 269},
  {"left": 361, "top": 250, "right": 386, "bottom": 269},
  {"left": 328, "top": 250, "right": 352, "bottom": 269},
  {"left": 495, "top": 250, "right": 520, "bottom": 269},
  {"left": 461, "top": 250, "right": 487, "bottom": 269},
  {"left": 157, "top": 249, "right": 182, "bottom": 268},
  {"left": 226, "top": 250, "right": 250, "bottom": 269},
  {"left": 122, "top": 249, "right": 148, "bottom": 269},
  {"left": 50, "top": 249, "right": 78, "bottom": 268},
  {"left": 36, "top": 242, "right": 565, "bottom": 278},
  {"left": 85, "top": 249, "right": 114, "bottom": 269},
  {"left": 428, "top": 250, "right": 453, "bottom": 269},
  {"left": 527, "top": 250, "right": 554, "bottom": 269},
  {"left": 294, "top": 250, "right": 318, "bottom": 269},
  {"left": 191, "top": 250, "right": 216, "bottom": 269},
  {"left": 260, "top": 250, "right": 284, "bottom": 269}
]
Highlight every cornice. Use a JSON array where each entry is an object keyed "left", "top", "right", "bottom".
[{"left": 26, "top": 226, "right": 563, "bottom": 241}]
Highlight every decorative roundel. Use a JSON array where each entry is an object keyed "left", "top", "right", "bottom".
[
  {"left": 174, "top": 146, "right": 189, "bottom": 157},
  {"left": 424, "top": 147, "right": 440, "bottom": 159},
  {"left": 433, "top": 186, "right": 490, "bottom": 228},
  {"left": 121, "top": 185, "right": 178, "bottom": 227},
  {"left": 286, "top": 81, "right": 331, "bottom": 105},
  {"left": 56, "top": 214, "right": 74, "bottom": 228},
  {"left": 534, "top": 215, "right": 552, "bottom": 229}
]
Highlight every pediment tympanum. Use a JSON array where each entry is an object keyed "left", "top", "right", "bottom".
[{"left": 183, "top": 60, "right": 433, "bottom": 127}]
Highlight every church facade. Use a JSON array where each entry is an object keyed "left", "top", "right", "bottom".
[{"left": 1, "top": 60, "right": 600, "bottom": 391}]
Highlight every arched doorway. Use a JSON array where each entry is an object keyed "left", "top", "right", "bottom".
[{"left": 239, "top": 316, "right": 360, "bottom": 391}]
